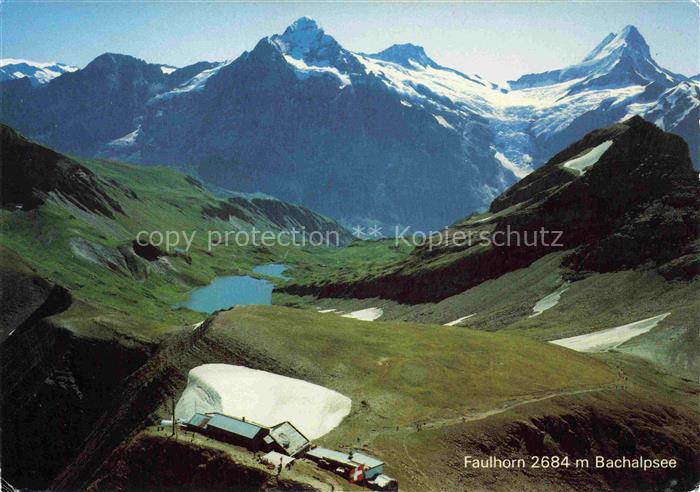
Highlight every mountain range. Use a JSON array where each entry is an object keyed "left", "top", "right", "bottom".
[
  {"left": 1, "top": 19, "right": 697, "bottom": 229},
  {"left": 0, "top": 59, "right": 78, "bottom": 86}
]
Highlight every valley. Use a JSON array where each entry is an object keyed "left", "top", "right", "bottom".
[{"left": 1, "top": 117, "right": 698, "bottom": 491}]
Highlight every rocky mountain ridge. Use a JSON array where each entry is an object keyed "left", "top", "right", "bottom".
[{"left": 281, "top": 117, "right": 699, "bottom": 303}]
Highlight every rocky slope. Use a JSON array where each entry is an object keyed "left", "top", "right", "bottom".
[
  {"left": 85, "top": 430, "right": 358, "bottom": 491},
  {"left": 0, "top": 255, "right": 152, "bottom": 488},
  {"left": 1, "top": 125, "right": 349, "bottom": 241},
  {"left": 282, "top": 117, "right": 698, "bottom": 303},
  {"left": 2, "top": 21, "right": 696, "bottom": 229},
  {"left": 1, "top": 125, "right": 126, "bottom": 216},
  {"left": 420, "top": 393, "right": 700, "bottom": 492}
]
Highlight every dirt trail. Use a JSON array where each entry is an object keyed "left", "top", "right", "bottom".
[
  {"left": 394, "top": 384, "right": 618, "bottom": 492},
  {"left": 404, "top": 384, "right": 617, "bottom": 432}
]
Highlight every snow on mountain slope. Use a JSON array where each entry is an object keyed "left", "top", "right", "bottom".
[
  {"left": 550, "top": 313, "right": 671, "bottom": 352},
  {"left": 371, "top": 43, "right": 439, "bottom": 69},
  {"left": 270, "top": 17, "right": 363, "bottom": 78},
  {"left": 2, "top": 20, "right": 697, "bottom": 228},
  {"left": 282, "top": 54, "right": 351, "bottom": 87},
  {"left": 85, "top": 21, "right": 700, "bottom": 209},
  {"left": 270, "top": 16, "right": 338, "bottom": 63},
  {"left": 627, "top": 80, "right": 700, "bottom": 132},
  {"left": 560, "top": 140, "right": 614, "bottom": 174},
  {"left": 267, "top": 19, "right": 503, "bottom": 120},
  {"left": 153, "top": 60, "right": 231, "bottom": 100},
  {"left": 0, "top": 59, "right": 78, "bottom": 85},
  {"left": 356, "top": 53, "right": 500, "bottom": 116}
]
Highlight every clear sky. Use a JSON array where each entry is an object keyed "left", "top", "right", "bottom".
[{"left": 2, "top": 1, "right": 698, "bottom": 82}]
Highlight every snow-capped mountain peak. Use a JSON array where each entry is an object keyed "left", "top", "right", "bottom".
[
  {"left": 370, "top": 43, "right": 438, "bottom": 68},
  {"left": 509, "top": 25, "right": 681, "bottom": 90},
  {"left": 272, "top": 17, "right": 341, "bottom": 63},
  {"left": 572, "top": 24, "right": 680, "bottom": 90},
  {"left": 284, "top": 16, "right": 321, "bottom": 34},
  {"left": 0, "top": 58, "right": 78, "bottom": 86},
  {"left": 267, "top": 17, "right": 362, "bottom": 88},
  {"left": 583, "top": 25, "right": 651, "bottom": 63}
]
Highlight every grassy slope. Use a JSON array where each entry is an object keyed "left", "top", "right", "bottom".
[
  {"left": 209, "top": 305, "right": 615, "bottom": 433},
  {"left": 198, "top": 306, "right": 696, "bottom": 491},
  {"left": 279, "top": 250, "right": 699, "bottom": 378},
  {"left": 280, "top": 237, "right": 413, "bottom": 285},
  {"left": 0, "top": 156, "right": 352, "bottom": 339}
]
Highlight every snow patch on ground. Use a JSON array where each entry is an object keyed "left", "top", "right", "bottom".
[
  {"left": 342, "top": 307, "right": 383, "bottom": 321},
  {"left": 107, "top": 126, "right": 141, "bottom": 148},
  {"left": 561, "top": 140, "right": 613, "bottom": 174},
  {"left": 493, "top": 149, "right": 531, "bottom": 178},
  {"left": 433, "top": 114, "right": 455, "bottom": 130},
  {"left": 469, "top": 213, "right": 495, "bottom": 224},
  {"left": 550, "top": 313, "right": 670, "bottom": 352},
  {"left": 444, "top": 314, "right": 476, "bottom": 326},
  {"left": 529, "top": 282, "right": 570, "bottom": 318},
  {"left": 175, "top": 364, "right": 351, "bottom": 440}
]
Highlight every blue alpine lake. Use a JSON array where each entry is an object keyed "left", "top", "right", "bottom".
[{"left": 176, "top": 264, "right": 289, "bottom": 314}]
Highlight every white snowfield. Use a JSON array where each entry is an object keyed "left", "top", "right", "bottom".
[
  {"left": 107, "top": 126, "right": 141, "bottom": 148},
  {"left": 153, "top": 61, "right": 231, "bottom": 101},
  {"left": 0, "top": 58, "right": 78, "bottom": 85},
  {"left": 529, "top": 282, "right": 570, "bottom": 318},
  {"left": 175, "top": 364, "right": 352, "bottom": 440},
  {"left": 550, "top": 313, "right": 671, "bottom": 352},
  {"left": 561, "top": 140, "right": 613, "bottom": 175},
  {"left": 444, "top": 314, "right": 476, "bottom": 326},
  {"left": 342, "top": 307, "right": 383, "bottom": 321},
  {"left": 0, "top": 58, "right": 76, "bottom": 70}
]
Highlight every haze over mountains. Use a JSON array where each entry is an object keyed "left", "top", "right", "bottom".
[{"left": 1, "top": 18, "right": 697, "bottom": 229}]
